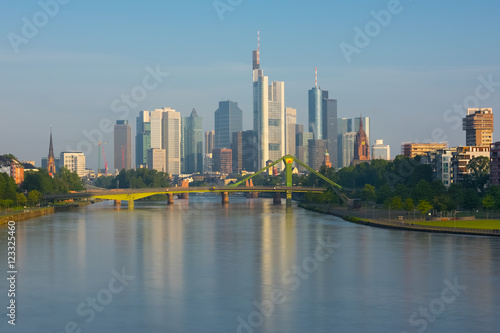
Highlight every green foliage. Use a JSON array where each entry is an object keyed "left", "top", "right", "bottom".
[
  {"left": 389, "top": 196, "right": 403, "bottom": 210},
  {"left": 482, "top": 195, "right": 495, "bottom": 211},
  {"left": 417, "top": 200, "right": 433, "bottom": 215},
  {"left": 109, "top": 169, "right": 170, "bottom": 189},
  {"left": 0, "top": 172, "right": 17, "bottom": 201},
  {"left": 361, "top": 184, "right": 376, "bottom": 202},
  {"left": 465, "top": 156, "right": 491, "bottom": 192},
  {"left": 27, "top": 190, "right": 42, "bottom": 206},
  {"left": 22, "top": 168, "right": 83, "bottom": 194},
  {"left": 404, "top": 198, "right": 414, "bottom": 211},
  {"left": 16, "top": 193, "right": 27, "bottom": 206}
]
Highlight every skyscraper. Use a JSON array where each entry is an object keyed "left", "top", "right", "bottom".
[
  {"left": 205, "top": 130, "right": 215, "bottom": 154},
  {"left": 268, "top": 81, "right": 285, "bottom": 170},
  {"left": 253, "top": 31, "right": 269, "bottom": 170},
  {"left": 308, "top": 139, "right": 328, "bottom": 171},
  {"left": 322, "top": 98, "right": 338, "bottom": 168},
  {"left": 212, "top": 148, "right": 232, "bottom": 174},
  {"left": 136, "top": 111, "right": 151, "bottom": 168},
  {"left": 242, "top": 130, "right": 256, "bottom": 172},
  {"left": 285, "top": 108, "right": 297, "bottom": 156},
  {"left": 114, "top": 120, "right": 131, "bottom": 171},
  {"left": 341, "top": 132, "right": 356, "bottom": 168},
  {"left": 162, "top": 107, "right": 181, "bottom": 175},
  {"left": 463, "top": 108, "right": 493, "bottom": 146},
  {"left": 214, "top": 100, "right": 243, "bottom": 149},
  {"left": 337, "top": 118, "right": 353, "bottom": 168},
  {"left": 308, "top": 68, "right": 328, "bottom": 139},
  {"left": 182, "top": 108, "right": 203, "bottom": 174}
]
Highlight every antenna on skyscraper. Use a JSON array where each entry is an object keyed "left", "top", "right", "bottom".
[{"left": 315, "top": 67, "right": 318, "bottom": 87}]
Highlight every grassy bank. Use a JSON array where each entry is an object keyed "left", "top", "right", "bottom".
[
  {"left": 298, "top": 202, "right": 500, "bottom": 237},
  {"left": 414, "top": 220, "right": 500, "bottom": 230}
]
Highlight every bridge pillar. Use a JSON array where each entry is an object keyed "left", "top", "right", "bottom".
[
  {"left": 273, "top": 192, "right": 282, "bottom": 205},
  {"left": 167, "top": 193, "right": 174, "bottom": 205},
  {"left": 128, "top": 199, "right": 134, "bottom": 210},
  {"left": 179, "top": 193, "right": 189, "bottom": 200},
  {"left": 286, "top": 190, "right": 292, "bottom": 207},
  {"left": 114, "top": 200, "right": 121, "bottom": 207},
  {"left": 222, "top": 192, "right": 229, "bottom": 204}
]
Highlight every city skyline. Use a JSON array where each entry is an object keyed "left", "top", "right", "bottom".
[{"left": 1, "top": 1, "right": 500, "bottom": 169}]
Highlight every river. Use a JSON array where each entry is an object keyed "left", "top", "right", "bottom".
[{"left": 0, "top": 197, "right": 499, "bottom": 332}]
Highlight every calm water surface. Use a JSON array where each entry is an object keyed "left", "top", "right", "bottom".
[{"left": 0, "top": 197, "right": 499, "bottom": 332}]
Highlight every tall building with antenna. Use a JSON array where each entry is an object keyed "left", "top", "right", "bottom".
[
  {"left": 308, "top": 68, "right": 328, "bottom": 140},
  {"left": 253, "top": 30, "right": 269, "bottom": 170},
  {"left": 252, "top": 31, "right": 285, "bottom": 170}
]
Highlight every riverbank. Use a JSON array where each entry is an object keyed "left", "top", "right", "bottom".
[
  {"left": 0, "top": 203, "right": 90, "bottom": 226},
  {"left": 299, "top": 203, "right": 500, "bottom": 238}
]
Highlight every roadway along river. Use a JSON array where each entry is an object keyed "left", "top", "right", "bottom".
[{"left": 1, "top": 197, "right": 499, "bottom": 332}]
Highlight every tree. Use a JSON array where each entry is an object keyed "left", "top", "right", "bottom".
[
  {"left": 412, "top": 180, "right": 433, "bottom": 202},
  {"left": 27, "top": 190, "right": 43, "bottom": 207},
  {"left": 466, "top": 156, "right": 490, "bottom": 192},
  {"left": 404, "top": 198, "right": 414, "bottom": 211},
  {"left": 482, "top": 195, "right": 495, "bottom": 211},
  {"left": 389, "top": 196, "right": 403, "bottom": 210},
  {"left": 417, "top": 200, "right": 433, "bottom": 215},
  {"left": 361, "top": 184, "right": 376, "bottom": 202},
  {"left": 16, "top": 193, "right": 27, "bottom": 207}
]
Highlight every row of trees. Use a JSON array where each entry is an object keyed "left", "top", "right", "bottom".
[
  {"left": 94, "top": 168, "right": 170, "bottom": 189},
  {"left": 300, "top": 155, "right": 494, "bottom": 212}
]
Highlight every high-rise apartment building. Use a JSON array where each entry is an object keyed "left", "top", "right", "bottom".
[
  {"left": 463, "top": 108, "right": 493, "bottom": 146},
  {"left": 285, "top": 108, "right": 297, "bottom": 156},
  {"left": 490, "top": 142, "right": 500, "bottom": 185},
  {"left": 451, "top": 146, "right": 490, "bottom": 184},
  {"left": 114, "top": 120, "right": 131, "bottom": 171},
  {"left": 162, "top": 108, "right": 181, "bottom": 175},
  {"left": 60, "top": 152, "right": 86, "bottom": 177},
  {"left": 401, "top": 142, "right": 448, "bottom": 158},
  {"left": 182, "top": 108, "right": 203, "bottom": 174},
  {"left": 214, "top": 100, "right": 243, "bottom": 149}
]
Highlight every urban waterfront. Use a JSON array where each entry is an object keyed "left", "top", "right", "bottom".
[{"left": 1, "top": 197, "right": 499, "bottom": 332}]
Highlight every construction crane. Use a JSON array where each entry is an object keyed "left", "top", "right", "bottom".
[{"left": 102, "top": 144, "right": 108, "bottom": 175}]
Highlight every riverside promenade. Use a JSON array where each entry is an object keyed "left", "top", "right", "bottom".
[{"left": 300, "top": 203, "right": 500, "bottom": 238}]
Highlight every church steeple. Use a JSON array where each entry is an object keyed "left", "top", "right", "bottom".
[
  {"left": 47, "top": 128, "right": 56, "bottom": 176},
  {"left": 48, "top": 128, "right": 54, "bottom": 159}
]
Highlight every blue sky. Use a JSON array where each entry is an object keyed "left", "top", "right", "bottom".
[{"left": 1, "top": 0, "right": 499, "bottom": 170}]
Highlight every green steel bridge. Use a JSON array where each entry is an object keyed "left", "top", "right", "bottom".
[{"left": 48, "top": 155, "right": 354, "bottom": 209}]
